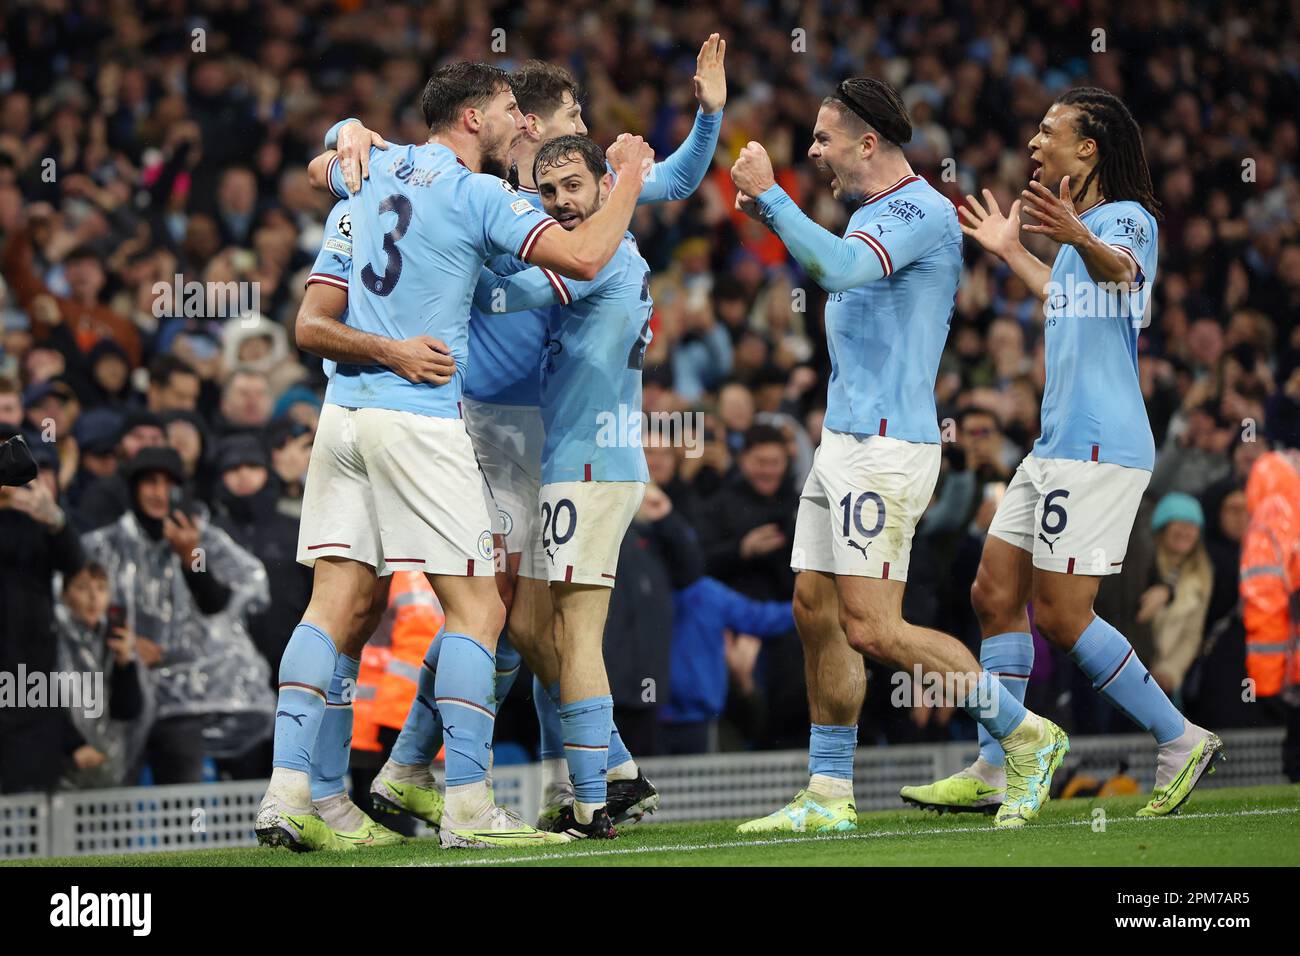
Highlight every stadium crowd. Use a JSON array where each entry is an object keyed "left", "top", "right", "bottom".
[{"left": 1, "top": 0, "right": 1298, "bottom": 793}]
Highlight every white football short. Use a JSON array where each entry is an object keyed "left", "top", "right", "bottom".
[
  {"left": 987, "top": 454, "right": 1150, "bottom": 575},
  {"left": 791, "top": 429, "right": 940, "bottom": 581},
  {"left": 461, "top": 397, "right": 547, "bottom": 580},
  {"left": 538, "top": 480, "right": 645, "bottom": 587},
  {"left": 297, "top": 403, "right": 497, "bottom": 577}
]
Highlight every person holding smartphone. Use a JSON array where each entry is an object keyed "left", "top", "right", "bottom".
[{"left": 54, "top": 562, "right": 150, "bottom": 789}]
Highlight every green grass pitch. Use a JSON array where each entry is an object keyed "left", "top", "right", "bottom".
[{"left": 8, "top": 784, "right": 1298, "bottom": 867}]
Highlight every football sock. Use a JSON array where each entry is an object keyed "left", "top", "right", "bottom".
[
  {"left": 535, "top": 677, "right": 564, "bottom": 760},
  {"left": 808, "top": 724, "right": 857, "bottom": 795},
  {"left": 313, "top": 790, "right": 367, "bottom": 832},
  {"left": 961, "top": 671, "right": 1027, "bottom": 741},
  {"left": 391, "top": 626, "right": 445, "bottom": 767},
  {"left": 1070, "top": 616, "right": 1184, "bottom": 745},
  {"left": 434, "top": 634, "right": 496, "bottom": 789},
  {"left": 494, "top": 635, "right": 522, "bottom": 706},
  {"left": 607, "top": 723, "right": 638, "bottom": 780},
  {"left": 271, "top": 622, "right": 338, "bottom": 806},
  {"left": 310, "top": 653, "right": 359, "bottom": 802},
  {"left": 975, "top": 632, "right": 1033, "bottom": 768},
  {"left": 560, "top": 695, "right": 613, "bottom": 823}
]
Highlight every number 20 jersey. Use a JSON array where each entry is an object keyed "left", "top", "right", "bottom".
[{"left": 325, "top": 144, "right": 559, "bottom": 419}]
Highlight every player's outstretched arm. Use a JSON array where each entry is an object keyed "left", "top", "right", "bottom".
[
  {"left": 638, "top": 33, "right": 726, "bottom": 204},
  {"left": 295, "top": 283, "right": 457, "bottom": 385},
  {"left": 527, "top": 135, "right": 655, "bottom": 280},
  {"left": 730, "top": 141, "right": 890, "bottom": 293},
  {"left": 960, "top": 188, "right": 1051, "bottom": 300}
]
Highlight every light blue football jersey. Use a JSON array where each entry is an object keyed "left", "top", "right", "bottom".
[
  {"left": 474, "top": 234, "right": 652, "bottom": 484},
  {"left": 305, "top": 199, "right": 352, "bottom": 389},
  {"left": 1034, "top": 199, "right": 1158, "bottom": 470},
  {"left": 820, "top": 176, "right": 962, "bottom": 442},
  {"left": 324, "top": 145, "right": 558, "bottom": 417},
  {"left": 463, "top": 108, "right": 721, "bottom": 408}
]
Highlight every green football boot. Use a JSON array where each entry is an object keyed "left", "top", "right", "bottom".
[
  {"left": 439, "top": 802, "right": 569, "bottom": 849},
  {"left": 736, "top": 789, "right": 858, "bottom": 835},
  {"left": 900, "top": 759, "right": 1005, "bottom": 814},
  {"left": 255, "top": 795, "right": 348, "bottom": 852},
  {"left": 994, "top": 714, "right": 1070, "bottom": 829},
  {"left": 331, "top": 815, "right": 407, "bottom": 849},
  {"left": 1137, "top": 729, "right": 1224, "bottom": 817},
  {"left": 369, "top": 760, "right": 445, "bottom": 831}
]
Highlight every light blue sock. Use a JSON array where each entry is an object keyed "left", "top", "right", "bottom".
[
  {"left": 434, "top": 633, "right": 496, "bottom": 787},
  {"left": 273, "top": 622, "right": 338, "bottom": 773},
  {"left": 391, "top": 626, "right": 445, "bottom": 767},
  {"left": 976, "top": 632, "right": 1034, "bottom": 768},
  {"left": 809, "top": 724, "right": 856, "bottom": 780},
  {"left": 607, "top": 723, "right": 633, "bottom": 772},
  {"left": 494, "top": 636, "right": 521, "bottom": 707},
  {"left": 1070, "top": 616, "right": 1184, "bottom": 744},
  {"left": 962, "top": 671, "right": 1027, "bottom": 740},
  {"left": 310, "top": 654, "right": 359, "bottom": 801},
  {"left": 560, "top": 695, "right": 613, "bottom": 806},
  {"left": 535, "top": 677, "right": 564, "bottom": 761}
]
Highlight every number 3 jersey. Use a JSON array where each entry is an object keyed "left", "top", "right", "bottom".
[
  {"left": 538, "top": 234, "right": 652, "bottom": 486},
  {"left": 323, "top": 143, "right": 559, "bottom": 418}
]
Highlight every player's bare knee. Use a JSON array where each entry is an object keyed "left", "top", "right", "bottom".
[
  {"left": 971, "top": 572, "right": 1016, "bottom": 633},
  {"left": 1030, "top": 596, "right": 1086, "bottom": 648},
  {"left": 840, "top": 605, "right": 898, "bottom": 664}
]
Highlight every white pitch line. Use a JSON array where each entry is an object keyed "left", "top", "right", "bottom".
[{"left": 411, "top": 805, "right": 1300, "bottom": 867}]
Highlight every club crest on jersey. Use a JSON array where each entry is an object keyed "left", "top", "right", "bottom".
[
  {"left": 478, "top": 531, "right": 494, "bottom": 560},
  {"left": 497, "top": 508, "right": 514, "bottom": 536}
]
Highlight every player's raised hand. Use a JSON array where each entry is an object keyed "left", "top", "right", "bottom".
[
  {"left": 959, "top": 189, "right": 1022, "bottom": 260},
  {"left": 337, "top": 120, "right": 389, "bottom": 194},
  {"left": 731, "top": 142, "right": 776, "bottom": 199},
  {"left": 1019, "top": 175, "right": 1089, "bottom": 245},
  {"left": 607, "top": 133, "right": 655, "bottom": 187},
  {"left": 386, "top": 335, "right": 457, "bottom": 385},
  {"left": 694, "top": 33, "right": 727, "bottom": 114}
]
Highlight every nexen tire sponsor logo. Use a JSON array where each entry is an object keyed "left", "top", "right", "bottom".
[{"left": 49, "top": 886, "right": 151, "bottom": 936}]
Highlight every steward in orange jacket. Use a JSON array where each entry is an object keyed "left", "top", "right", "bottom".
[
  {"left": 352, "top": 573, "right": 444, "bottom": 755},
  {"left": 1241, "top": 450, "right": 1300, "bottom": 780}
]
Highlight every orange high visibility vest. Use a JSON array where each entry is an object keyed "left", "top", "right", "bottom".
[
  {"left": 374, "top": 572, "right": 445, "bottom": 730},
  {"left": 351, "top": 645, "right": 389, "bottom": 753},
  {"left": 1241, "top": 452, "right": 1300, "bottom": 698}
]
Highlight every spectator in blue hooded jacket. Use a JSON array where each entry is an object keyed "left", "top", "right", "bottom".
[{"left": 652, "top": 481, "right": 795, "bottom": 755}]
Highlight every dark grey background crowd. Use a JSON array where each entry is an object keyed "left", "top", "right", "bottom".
[{"left": 1, "top": 0, "right": 1297, "bottom": 793}]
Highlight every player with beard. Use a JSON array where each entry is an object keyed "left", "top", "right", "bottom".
[
  {"left": 730, "top": 77, "right": 1069, "bottom": 834},
  {"left": 326, "top": 37, "right": 725, "bottom": 832},
  {"left": 258, "top": 62, "right": 653, "bottom": 850},
  {"left": 470, "top": 134, "right": 656, "bottom": 838}
]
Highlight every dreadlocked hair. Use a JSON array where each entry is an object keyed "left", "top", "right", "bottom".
[{"left": 1056, "top": 87, "right": 1162, "bottom": 220}]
